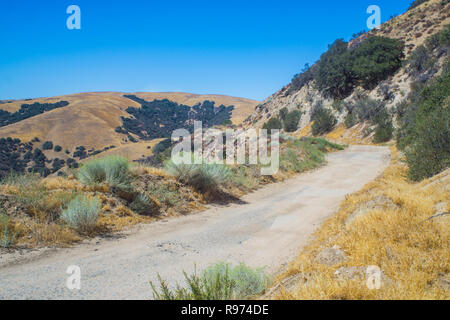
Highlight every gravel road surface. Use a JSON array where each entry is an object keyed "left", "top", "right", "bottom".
[{"left": 0, "top": 145, "right": 390, "bottom": 299}]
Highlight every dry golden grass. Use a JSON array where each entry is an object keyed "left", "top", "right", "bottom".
[
  {"left": 130, "top": 164, "right": 169, "bottom": 178},
  {"left": 272, "top": 147, "right": 449, "bottom": 300},
  {"left": 294, "top": 122, "right": 379, "bottom": 146},
  {"left": 325, "top": 124, "right": 379, "bottom": 146},
  {"left": 294, "top": 122, "right": 313, "bottom": 139},
  {"left": 43, "top": 176, "right": 83, "bottom": 191},
  {"left": 85, "top": 140, "right": 163, "bottom": 163},
  {"left": 14, "top": 219, "right": 81, "bottom": 248},
  {"left": 97, "top": 209, "right": 154, "bottom": 233},
  {"left": 0, "top": 162, "right": 211, "bottom": 249}
]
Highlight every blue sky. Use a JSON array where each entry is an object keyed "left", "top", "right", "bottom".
[{"left": 0, "top": 0, "right": 412, "bottom": 101}]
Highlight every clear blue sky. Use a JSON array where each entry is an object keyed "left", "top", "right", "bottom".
[{"left": 0, "top": 0, "right": 412, "bottom": 101}]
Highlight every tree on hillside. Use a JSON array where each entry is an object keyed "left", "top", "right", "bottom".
[
  {"left": 315, "top": 39, "right": 355, "bottom": 99},
  {"left": 42, "top": 141, "right": 53, "bottom": 150},
  {"left": 283, "top": 110, "right": 302, "bottom": 132},
  {"left": 312, "top": 107, "right": 337, "bottom": 136},
  {"left": 351, "top": 36, "right": 405, "bottom": 89},
  {"left": 262, "top": 118, "right": 283, "bottom": 132}
]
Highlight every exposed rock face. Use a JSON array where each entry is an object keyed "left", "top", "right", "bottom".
[
  {"left": 334, "top": 266, "right": 366, "bottom": 281},
  {"left": 434, "top": 202, "right": 448, "bottom": 215},
  {"left": 244, "top": 81, "right": 329, "bottom": 130},
  {"left": 345, "top": 195, "right": 398, "bottom": 226},
  {"left": 315, "top": 245, "right": 347, "bottom": 266},
  {"left": 334, "top": 266, "right": 391, "bottom": 286},
  {"left": 436, "top": 273, "right": 450, "bottom": 291}
]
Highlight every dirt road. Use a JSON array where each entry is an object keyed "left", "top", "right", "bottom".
[{"left": 0, "top": 146, "right": 390, "bottom": 299}]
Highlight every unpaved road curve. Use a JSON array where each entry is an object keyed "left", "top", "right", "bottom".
[{"left": 0, "top": 146, "right": 390, "bottom": 300}]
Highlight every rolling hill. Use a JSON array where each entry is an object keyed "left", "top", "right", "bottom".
[{"left": 0, "top": 92, "right": 258, "bottom": 177}]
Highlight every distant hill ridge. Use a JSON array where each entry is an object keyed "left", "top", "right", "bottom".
[{"left": 0, "top": 92, "right": 258, "bottom": 178}]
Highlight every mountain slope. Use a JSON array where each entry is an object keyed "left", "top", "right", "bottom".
[
  {"left": 244, "top": 0, "right": 449, "bottom": 141},
  {"left": 0, "top": 92, "right": 257, "bottom": 151},
  {"left": 0, "top": 92, "right": 258, "bottom": 176}
]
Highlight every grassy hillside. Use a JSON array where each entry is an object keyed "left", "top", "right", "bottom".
[
  {"left": 0, "top": 92, "right": 258, "bottom": 177},
  {"left": 0, "top": 92, "right": 257, "bottom": 150}
]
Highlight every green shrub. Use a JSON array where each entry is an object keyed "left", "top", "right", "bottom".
[
  {"left": 61, "top": 195, "right": 101, "bottom": 232},
  {"left": 351, "top": 36, "right": 405, "bottom": 90},
  {"left": 439, "top": 24, "right": 450, "bottom": 46},
  {"left": 305, "top": 137, "right": 345, "bottom": 152},
  {"left": 344, "top": 113, "right": 357, "bottom": 128},
  {"left": 407, "top": 45, "right": 436, "bottom": 77},
  {"left": 0, "top": 213, "right": 17, "bottom": 248},
  {"left": 280, "top": 149, "right": 308, "bottom": 172},
  {"left": 352, "top": 96, "right": 384, "bottom": 122},
  {"left": 332, "top": 100, "right": 344, "bottom": 113},
  {"left": 1, "top": 173, "right": 78, "bottom": 222},
  {"left": 54, "top": 145, "right": 62, "bottom": 152},
  {"left": 42, "top": 141, "right": 53, "bottom": 150},
  {"left": 1, "top": 171, "right": 40, "bottom": 187},
  {"left": 288, "top": 63, "right": 316, "bottom": 93},
  {"left": 153, "top": 138, "right": 173, "bottom": 154},
  {"left": 77, "top": 156, "right": 131, "bottom": 189},
  {"left": 373, "top": 109, "right": 394, "bottom": 143},
  {"left": 283, "top": 110, "right": 302, "bottom": 132},
  {"left": 165, "top": 161, "right": 230, "bottom": 192},
  {"left": 229, "top": 165, "right": 260, "bottom": 190},
  {"left": 311, "top": 108, "right": 337, "bottom": 136},
  {"left": 202, "top": 262, "right": 270, "bottom": 298},
  {"left": 151, "top": 269, "right": 234, "bottom": 300},
  {"left": 425, "top": 33, "right": 440, "bottom": 51},
  {"left": 405, "top": 101, "right": 449, "bottom": 181},
  {"left": 279, "top": 107, "right": 288, "bottom": 121},
  {"left": 262, "top": 117, "right": 283, "bottom": 131},
  {"left": 314, "top": 37, "right": 404, "bottom": 98},
  {"left": 148, "top": 182, "right": 181, "bottom": 207},
  {"left": 399, "top": 63, "right": 450, "bottom": 181},
  {"left": 130, "top": 193, "right": 156, "bottom": 216},
  {"left": 150, "top": 262, "right": 270, "bottom": 300},
  {"left": 2, "top": 173, "right": 48, "bottom": 210},
  {"left": 279, "top": 138, "right": 343, "bottom": 173},
  {"left": 315, "top": 39, "right": 354, "bottom": 98}
]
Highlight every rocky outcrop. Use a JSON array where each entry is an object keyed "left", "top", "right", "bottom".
[{"left": 315, "top": 245, "right": 347, "bottom": 266}]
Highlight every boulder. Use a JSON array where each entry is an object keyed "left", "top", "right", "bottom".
[
  {"left": 345, "top": 195, "right": 397, "bottom": 226},
  {"left": 315, "top": 245, "right": 347, "bottom": 266}
]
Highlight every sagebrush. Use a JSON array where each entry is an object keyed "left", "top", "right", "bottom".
[{"left": 61, "top": 195, "right": 102, "bottom": 232}]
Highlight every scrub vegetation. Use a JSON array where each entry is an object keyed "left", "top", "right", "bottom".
[{"left": 0, "top": 137, "right": 343, "bottom": 249}]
